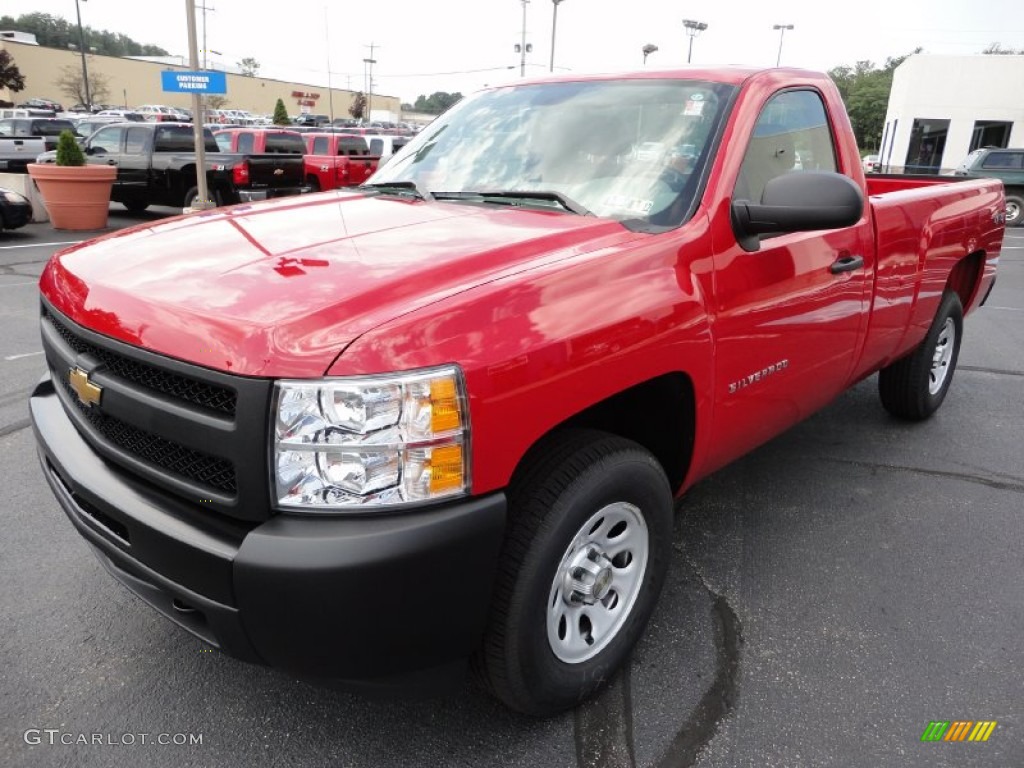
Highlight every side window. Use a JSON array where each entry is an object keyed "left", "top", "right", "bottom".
[
  {"left": 0, "top": 120, "right": 11, "bottom": 137},
  {"left": 736, "top": 89, "right": 837, "bottom": 204},
  {"left": 238, "top": 133, "right": 255, "bottom": 154},
  {"left": 981, "top": 152, "right": 1023, "bottom": 170},
  {"left": 215, "top": 133, "right": 232, "bottom": 152},
  {"left": 368, "top": 138, "right": 383, "bottom": 155},
  {"left": 90, "top": 127, "right": 123, "bottom": 154},
  {"left": 125, "top": 127, "right": 149, "bottom": 154},
  {"left": 312, "top": 137, "right": 329, "bottom": 155}
]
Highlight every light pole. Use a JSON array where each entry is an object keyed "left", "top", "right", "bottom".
[
  {"left": 682, "top": 19, "right": 707, "bottom": 64},
  {"left": 549, "top": 0, "right": 565, "bottom": 73},
  {"left": 773, "top": 24, "right": 794, "bottom": 67},
  {"left": 74, "top": 0, "right": 91, "bottom": 109},
  {"left": 642, "top": 43, "right": 658, "bottom": 65},
  {"left": 519, "top": 0, "right": 530, "bottom": 77}
]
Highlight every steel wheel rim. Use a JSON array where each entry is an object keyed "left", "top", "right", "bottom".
[
  {"left": 1007, "top": 201, "right": 1020, "bottom": 223},
  {"left": 929, "top": 317, "right": 956, "bottom": 395},
  {"left": 546, "top": 502, "right": 649, "bottom": 664}
]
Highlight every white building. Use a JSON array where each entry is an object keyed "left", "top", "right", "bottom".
[{"left": 879, "top": 54, "right": 1024, "bottom": 174}]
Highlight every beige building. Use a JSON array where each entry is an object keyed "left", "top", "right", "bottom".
[{"left": 0, "top": 39, "right": 399, "bottom": 118}]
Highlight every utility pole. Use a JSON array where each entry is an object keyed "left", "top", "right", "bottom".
[
  {"left": 520, "top": 0, "right": 529, "bottom": 76},
  {"left": 325, "top": 8, "right": 334, "bottom": 122},
  {"left": 73, "top": 0, "right": 91, "bottom": 109},
  {"left": 549, "top": 0, "right": 565, "bottom": 73},
  {"left": 363, "top": 42, "right": 378, "bottom": 122},
  {"left": 185, "top": 0, "right": 213, "bottom": 210},
  {"left": 197, "top": 1, "right": 215, "bottom": 69}
]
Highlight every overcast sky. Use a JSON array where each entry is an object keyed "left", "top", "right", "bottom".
[{"left": 4, "top": 0, "right": 1023, "bottom": 105}]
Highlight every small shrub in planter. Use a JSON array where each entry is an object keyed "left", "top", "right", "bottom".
[{"left": 55, "top": 129, "right": 86, "bottom": 166}]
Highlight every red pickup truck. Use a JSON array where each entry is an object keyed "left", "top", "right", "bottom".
[
  {"left": 301, "top": 132, "right": 378, "bottom": 191},
  {"left": 31, "top": 67, "right": 1003, "bottom": 716}
]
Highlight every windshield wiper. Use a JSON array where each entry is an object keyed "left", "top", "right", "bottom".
[
  {"left": 359, "top": 181, "right": 433, "bottom": 201},
  {"left": 432, "top": 190, "right": 592, "bottom": 216}
]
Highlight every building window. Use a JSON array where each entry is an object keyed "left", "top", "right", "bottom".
[
  {"left": 905, "top": 118, "right": 950, "bottom": 175},
  {"left": 970, "top": 120, "right": 1012, "bottom": 152}
]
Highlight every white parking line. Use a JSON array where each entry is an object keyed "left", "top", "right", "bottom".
[
  {"left": 985, "top": 306, "right": 1024, "bottom": 312},
  {"left": 0, "top": 281, "right": 37, "bottom": 289},
  {"left": 0, "top": 240, "right": 82, "bottom": 250},
  {"left": 3, "top": 351, "right": 43, "bottom": 361}
]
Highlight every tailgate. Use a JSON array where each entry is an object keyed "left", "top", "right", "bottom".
[{"left": 245, "top": 155, "right": 305, "bottom": 188}]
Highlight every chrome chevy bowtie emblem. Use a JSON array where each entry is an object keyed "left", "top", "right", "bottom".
[{"left": 69, "top": 367, "right": 102, "bottom": 407}]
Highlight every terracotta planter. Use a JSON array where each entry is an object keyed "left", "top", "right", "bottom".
[{"left": 27, "top": 164, "right": 117, "bottom": 231}]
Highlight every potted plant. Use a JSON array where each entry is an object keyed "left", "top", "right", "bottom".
[{"left": 27, "top": 129, "right": 117, "bottom": 230}]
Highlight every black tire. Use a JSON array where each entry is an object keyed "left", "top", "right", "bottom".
[
  {"left": 307, "top": 175, "right": 321, "bottom": 192},
  {"left": 122, "top": 199, "right": 149, "bottom": 214},
  {"left": 1004, "top": 194, "right": 1023, "bottom": 227},
  {"left": 183, "top": 186, "right": 222, "bottom": 209},
  {"left": 477, "top": 430, "right": 673, "bottom": 715},
  {"left": 878, "top": 290, "right": 963, "bottom": 420}
]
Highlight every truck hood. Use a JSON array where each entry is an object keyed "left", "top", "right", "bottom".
[{"left": 41, "top": 191, "right": 632, "bottom": 376}]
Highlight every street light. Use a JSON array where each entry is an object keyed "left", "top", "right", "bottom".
[
  {"left": 74, "top": 0, "right": 91, "bottom": 109},
  {"left": 682, "top": 19, "right": 707, "bottom": 64},
  {"left": 549, "top": 0, "right": 567, "bottom": 73},
  {"left": 773, "top": 24, "right": 794, "bottom": 67},
  {"left": 642, "top": 43, "right": 658, "bottom": 65}
]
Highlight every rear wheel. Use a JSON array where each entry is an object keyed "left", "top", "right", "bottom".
[
  {"left": 306, "top": 176, "right": 321, "bottom": 192},
  {"left": 878, "top": 290, "right": 963, "bottom": 420},
  {"left": 183, "top": 186, "right": 222, "bottom": 209},
  {"left": 477, "top": 430, "right": 673, "bottom": 715},
  {"left": 122, "top": 199, "right": 149, "bottom": 214},
  {"left": 1004, "top": 194, "right": 1023, "bottom": 227}
]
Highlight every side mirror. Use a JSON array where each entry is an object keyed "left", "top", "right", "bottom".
[
  {"left": 731, "top": 171, "right": 864, "bottom": 252},
  {"left": 85, "top": 145, "right": 100, "bottom": 155}
]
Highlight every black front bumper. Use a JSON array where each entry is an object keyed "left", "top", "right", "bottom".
[{"left": 31, "top": 373, "right": 507, "bottom": 684}]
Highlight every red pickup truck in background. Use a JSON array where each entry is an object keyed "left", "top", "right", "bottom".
[
  {"left": 301, "top": 132, "right": 379, "bottom": 191},
  {"left": 31, "top": 67, "right": 1003, "bottom": 717}
]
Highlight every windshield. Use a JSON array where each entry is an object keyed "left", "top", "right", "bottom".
[{"left": 372, "top": 78, "right": 735, "bottom": 228}]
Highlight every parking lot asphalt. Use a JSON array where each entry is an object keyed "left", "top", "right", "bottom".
[{"left": 1, "top": 211, "right": 1021, "bottom": 768}]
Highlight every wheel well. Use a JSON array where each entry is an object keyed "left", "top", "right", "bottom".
[
  {"left": 947, "top": 250, "right": 985, "bottom": 310},
  {"left": 1003, "top": 186, "right": 1023, "bottom": 199},
  {"left": 512, "top": 373, "right": 695, "bottom": 494}
]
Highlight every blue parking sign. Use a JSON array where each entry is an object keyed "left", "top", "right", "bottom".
[{"left": 161, "top": 71, "right": 227, "bottom": 94}]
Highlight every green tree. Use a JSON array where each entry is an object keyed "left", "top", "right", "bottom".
[
  {"left": 206, "top": 94, "right": 228, "bottom": 110},
  {"left": 54, "top": 63, "right": 110, "bottom": 107},
  {"left": 238, "top": 57, "right": 260, "bottom": 77},
  {"left": 349, "top": 91, "right": 367, "bottom": 120},
  {"left": 828, "top": 50, "right": 919, "bottom": 152},
  {"left": 0, "top": 50, "right": 26, "bottom": 93},
  {"left": 982, "top": 42, "right": 1024, "bottom": 54},
  {"left": 412, "top": 91, "right": 463, "bottom": 115},
  {"left": 273, "top": 98, "right": 290, "bottom": 125},
  {"left": 0, "top": 12, "right": 167, "bottom": 55}
]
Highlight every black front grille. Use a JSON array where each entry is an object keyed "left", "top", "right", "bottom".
[
  {"left": 60, "top": 377, "right": 238, "bottom": 495},
  {"left": 43, "top": 308, "right": 237, "bottom": 417}
]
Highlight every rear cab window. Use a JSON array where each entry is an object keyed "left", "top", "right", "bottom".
[
  {"left": 264, "top": 133, "right": 306, "bottom": 154},
  {"left": 980, "top": 151, "right": 1024, "bottom": 170},
  {"left": 154, "top": 126, "right": 218, "bottom": 152}
]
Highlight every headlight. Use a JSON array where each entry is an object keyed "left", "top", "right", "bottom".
[{"left": 273, "top": 365, "right": 470, "bottom": 511}]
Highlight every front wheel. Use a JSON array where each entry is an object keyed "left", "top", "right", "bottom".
[
  {"left": 477, "top": 430, "right": 673, "bottom": 715},
  {"left": 878, "top": 290, "right": 963, "bottom": 420}
]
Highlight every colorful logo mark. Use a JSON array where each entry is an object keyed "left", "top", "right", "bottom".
[{"left": 921, "top": 721, "right": 997, "bottom": 742}]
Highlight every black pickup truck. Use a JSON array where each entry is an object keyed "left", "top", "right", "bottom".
[{"left": 37, "top": 123, "right": 307, "bottom": 211}]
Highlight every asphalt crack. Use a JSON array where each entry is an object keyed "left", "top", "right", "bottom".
[
  {"left": 818, "top": 456, "right": 1024, "bottom": 494},
  {"left": 0, "top": 417, "right": 31, "bottom": 438},
  {"left": 572, "top": 551, "right": 743, "bottom": 768},
  {"left": 959, "top": 364, "right": 1024, "bottom": 378}
]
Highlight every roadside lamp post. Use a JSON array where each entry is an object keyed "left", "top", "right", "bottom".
[
  {"left": 773, "top": 24, "right": 794, "bottom": 66},
  {"left": 74, "top": 0, "right": 92, "bottom": 109},
  {"left": 682, "top": 19, "right": 707, "bottom": 64},
  {"left": 549, "top": 0, "right": 566, "bottom": 73},
  {"left": 642, "top": 43, "right": 658, "bottom": 65},
  {"left": 518, "top": 0, "right": 530, "bottom": 77}
]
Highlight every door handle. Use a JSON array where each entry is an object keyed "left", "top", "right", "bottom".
[
  {"left": 830, "top": 254, "right": 864, "bottom": 274},
  {"left": 107, "top": 159, "right": 117, "bottom": 165}
]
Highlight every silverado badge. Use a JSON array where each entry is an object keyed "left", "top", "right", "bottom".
[{"left": 69, "top": 367, "right": 102, "bottom": 407}]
